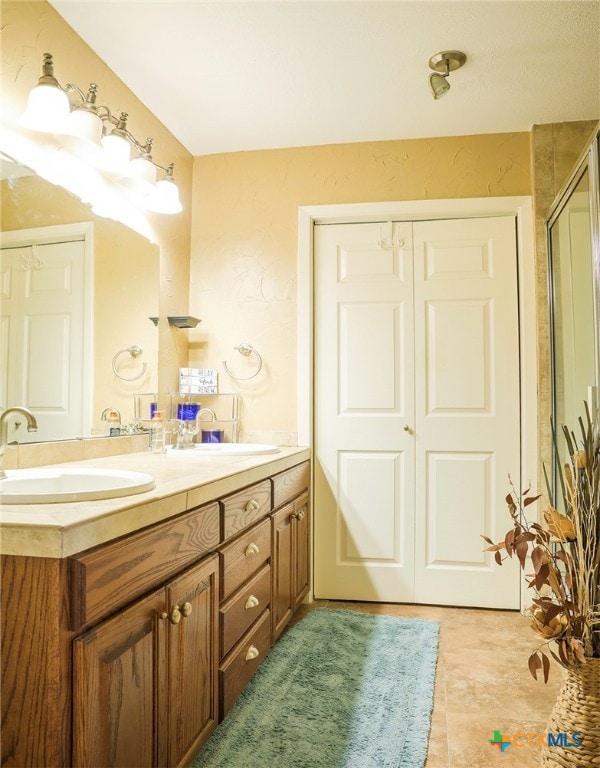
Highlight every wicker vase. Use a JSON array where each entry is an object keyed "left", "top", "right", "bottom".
[{"left": 541, "top": 658, "right": 600, "bottom": 767}]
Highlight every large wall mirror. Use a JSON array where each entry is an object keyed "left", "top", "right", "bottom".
[
  {"left": 547, "top": 124, "right": 600, "bottom": 479},
  {"left": 0, "top": 157, "right": 159, "bottom": 443}
]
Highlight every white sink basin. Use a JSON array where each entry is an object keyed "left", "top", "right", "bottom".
[
  {"left": 168, "top": 443, "right": 281, "bottom": 457},
  {"left": 0, "top": 468, "right": 156, "bottom": 504}
]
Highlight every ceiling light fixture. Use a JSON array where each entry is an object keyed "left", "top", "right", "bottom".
[
  {"left": 428, "top": 50, "right": 467, "bottom": 100},
  {"left": 18, "top": 53, "right": 182, "bottom": 215}
]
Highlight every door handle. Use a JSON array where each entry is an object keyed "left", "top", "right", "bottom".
[{"left": 403, "top": 424, "right": 413, "bottom": 434}]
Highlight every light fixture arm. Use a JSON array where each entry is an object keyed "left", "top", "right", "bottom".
[
  {"left": 19, "top": 53, "right": 183, "bottom": 215},
  {"left": 33, "top": 54, "right": 176, "bottom": 173}
]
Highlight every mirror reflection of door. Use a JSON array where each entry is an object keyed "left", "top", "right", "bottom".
[
  {"left": 549, "top": 167, "right": 597, "bottom": 471},
  {"left": 0, "top": 236, "right": 88, "bottom": 442}
]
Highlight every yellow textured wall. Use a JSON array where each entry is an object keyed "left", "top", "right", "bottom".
[
  {"left": 190, "top": 133, "right": 531, "bottom": 440},
  {"left": 0, "top": 1, "right": 194, "bottom": 407}
]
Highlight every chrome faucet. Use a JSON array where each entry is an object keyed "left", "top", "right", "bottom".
[
  {"left": 197, "top": 408, "right": 218, "bottom": 422},
  {"left": 0, "top": 407, "right": 38, "bottom": 478}
]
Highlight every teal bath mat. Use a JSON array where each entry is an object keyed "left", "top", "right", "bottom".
[{"left": 192, "top": 608, "right": 439, "bottom": 768}]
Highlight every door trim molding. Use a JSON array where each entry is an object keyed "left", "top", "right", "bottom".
[
  {"left": 0, "top": 221, "right": 95, "bottom": 436},
  {"left": 298, "top": 196, "right": 537, "bottom": 542}
]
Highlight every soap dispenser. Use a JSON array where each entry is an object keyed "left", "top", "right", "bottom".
[
  {"left": 150, "top": 410, "right": 166, "bottom": 454},
  {"left": 107, "top": 410, "right": 121, "bottom": 437}
]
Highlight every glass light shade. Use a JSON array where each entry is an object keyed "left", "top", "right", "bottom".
[
  {"left": 69, "top": 109, "right": 103, "bottom": 145},
  {"left": 119, "top": 155, "right": 157, "bottom": 195},
  {"left": 101, "top": 132, "right": 131, "bottom": 173},
  {"left": 61, "top": 108, "right": 104, "bottom": 161},
  {"left": 147, "top": 177, "right": 182, "bottom": 214},
  {"left": 19, "top": 84, "right": 71, "bottom": 133},
  {"left": 429, "top": 73, "right": 450, "bottom": 100}
]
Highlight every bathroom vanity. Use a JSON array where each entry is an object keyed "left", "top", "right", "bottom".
[{"left": 0, "top": 447, "right": 310, "bottom": 767}]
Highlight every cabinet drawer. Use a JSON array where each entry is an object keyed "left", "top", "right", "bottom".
[
  {"left": 222, "top": 480, "right": 271, "bottom": 539},
  {"left": 219, "top": 608, "right": 271, "bottom": 720},
  {"left": 220, "top": 564, "right": 271, "bottom": 659},
  {"left": 70, "top": 502, "right": 220, "bottom": 628},
  {"left": 272, "top": 461, "right": 310, "bottom": 509},
  {"left": 220, "top": 518, "right": 271, "bottom": 601}
]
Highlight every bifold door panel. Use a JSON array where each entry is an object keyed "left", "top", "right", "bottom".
[{"left": 314, "top": 217, "right": 520, "bottom": 609}]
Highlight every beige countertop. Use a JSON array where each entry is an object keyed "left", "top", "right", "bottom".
[{"left": 0, "top": 446, "right": 311, "bottom": 559}]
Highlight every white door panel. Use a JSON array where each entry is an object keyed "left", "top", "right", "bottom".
[
  {"left": 413, "top": 217, "right": 519, "bottom": 608},
  {"left": 315, "top": 215, "right": 520, "bottom": 608},
  {"left": 315, "top": 222, "right": 415, "bottom": 601}
]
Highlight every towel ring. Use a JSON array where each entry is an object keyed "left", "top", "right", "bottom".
[
  {"left": 112, "top": 345, "right": 148, "bottom": 382},
  {"left": 223, "top": 342, "right": 263, "bottom": 381}
]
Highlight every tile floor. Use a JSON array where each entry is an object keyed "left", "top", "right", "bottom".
[{"left": 290, "top": 600, "right": 564, "bottom": 768}]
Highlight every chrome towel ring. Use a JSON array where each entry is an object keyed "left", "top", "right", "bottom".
[
  {"left": 112, "top": 345, "right": 148, "bottom": 382},
  {"left": 223, "top": 342, "right": 263, "bottom": 381}
]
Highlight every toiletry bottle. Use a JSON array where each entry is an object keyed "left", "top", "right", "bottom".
[
  {"left": 150, "top": 410, "right": 166, "bottom": 454},
  {"left": 107, "top": 410, "right": 121, "bottom": 436}
]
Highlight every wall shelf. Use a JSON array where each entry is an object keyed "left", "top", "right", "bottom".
[
  {"left": 168, "top": 316, "right": 201, "bottom": 329},
  {"left": 147, "top": 316, "right": 201, "bottom": 328}
]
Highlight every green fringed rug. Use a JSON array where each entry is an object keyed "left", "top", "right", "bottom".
[{"left": 192, "top": 608, "right": 439, "bottom": 768}]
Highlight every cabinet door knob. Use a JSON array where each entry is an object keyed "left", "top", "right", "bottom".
[
  {"left": 245, "top": 499, "right": 260, "bottom": 513},
  {"left": 180, "top": 601, "right": 192, "bottom": 617},
  {"left": 160, "top": 606, "right": 181, "bottom": 625},
  {"left": 291, "top": 510, "right": 305, "bottom": 521},
  {"left": 245, "top": 542, "right": 260, "bottom": 557},
  {"left": 245, "top": 645, "right": 259, "bottom": 661},
  {"left": 245, "top": 595, "right": 260, "bottom": 609}
]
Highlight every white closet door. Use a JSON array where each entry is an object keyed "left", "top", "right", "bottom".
[
  {"left": 412, "top": 216, "right": 520, "bottom": 608},
  {"left": 314, "top": 222, "right": 416, "bottom": 601},
  {"left": 0, "top": 239, "right": 86, "bottom": 442},
  {"left": 314, "top": 215, "right": 521, "bottom": 608}
]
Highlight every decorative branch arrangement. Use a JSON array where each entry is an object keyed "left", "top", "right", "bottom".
[{"left": 483, "top": 403, "right": 600, "bottom": 682}]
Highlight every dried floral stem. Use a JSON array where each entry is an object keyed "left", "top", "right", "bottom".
[{"left": 482, "top": 402, "right": 600, "bottom": 681}]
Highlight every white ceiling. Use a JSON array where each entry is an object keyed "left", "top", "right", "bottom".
[{"left": 50, "top": 0, "right": 600, "bottom": 157}]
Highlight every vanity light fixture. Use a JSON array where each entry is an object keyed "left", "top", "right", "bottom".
[
  {"left": 428, "top": 50, "right": 467, "bottom": 100},
  {"left": 19, "top": 53, "right": 182, "bottom": 214}
]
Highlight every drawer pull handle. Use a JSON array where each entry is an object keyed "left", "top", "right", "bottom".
[
  {"left": 245, "top": 645, "right": 260, "bottom": 661},
  {"left": 180, "top": 601, "right": 193, "bottom": 618},
  {"left": 245, "top": 595, "right": 260, "bottom": 609},
  {"left": 291, "top": 510, "right": 305, "bottom": 521},
  {"left": 160, "top": 606, "right": 182, "bottom": 625},
  {"left": 245, "top": 543, "right": 260, "bottom": 557},
  {"left": 245, "top": 499, "right": 260, "bottom": 513}
]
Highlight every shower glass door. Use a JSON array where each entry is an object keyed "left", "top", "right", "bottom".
[{"left": 547, "top": 126, "right": 600, "bottom": 494}]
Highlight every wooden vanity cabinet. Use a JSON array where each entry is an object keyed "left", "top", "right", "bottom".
[
  {"left": 0, "top": 458, "right": 310, "bottom": 768},
  {"left": 271, "top": 490, "right": 310, "bottom": 641},
  {"left": 71, "top": 540, "right": 220, "bottom": 768},
  {"left": 67, "top": 501, "right": 221, "bottom": 766},
  {"left": 270, "top": 461, "right": 310, "bottom": 642},
  {"left": 217, "top": 496, "right": 273, "bottom": 721}
]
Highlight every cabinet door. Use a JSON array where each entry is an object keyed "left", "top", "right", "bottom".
[
  {"left": 164, "top": 554, "right": 219, "bottom": 768},
  {"left": 293, "top": 491, "right": 310, "bottom": 611},
  {"left": 72, "top": 588, "right": 166, "bottom": 768},
  {"left": 271, "top": 503, "right": 294, "bottom": 641}
]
